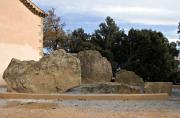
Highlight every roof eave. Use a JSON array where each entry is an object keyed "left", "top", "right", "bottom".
[{"left": 20, "top": 0, "right": 47, "bottom": 18}]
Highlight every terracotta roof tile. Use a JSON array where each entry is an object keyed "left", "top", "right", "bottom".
[{"left": 20, "top": 0, "right": 47, "bottom": 18}]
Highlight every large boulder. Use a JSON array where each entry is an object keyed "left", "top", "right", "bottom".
[
  {"left": 144, "top": 82, "right": 172, "bottom": 95},
  {"left": 69, "top": 82, "right": 142, "bottom": 94},
  {"left": 115, "top": 70, "right": 144, "bottom": 86},
  {"left": 77, "top": 50, "right": 112, "bottom": 84},
  {"left": 3, "top": 49, "right": 81, "bottom": 93}
]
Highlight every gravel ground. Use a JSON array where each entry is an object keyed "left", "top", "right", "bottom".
[
  {"left": 0, "top": 99, "right": 180, "bottom": 118},
  {"left": 0, "top": 86, "right": 180, "bottom": 118},
  {"left": 0, "top": 99, "right": 180, "bottom": 110},
  {"left": 0, "top": 107, "right": 179, "bottom": 118},
  {"left": 0, "top": 86, "right": 6, "bottom": 93}
]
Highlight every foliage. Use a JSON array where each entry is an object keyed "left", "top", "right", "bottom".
[
  {"left": 91, "top": 16, "right": 127, "bottom": 75},
  {"left": 68, "top": 28, "right": 99, "bottom": 53},
  {"left": 43, "top": 8, "right": 66, "bottom": 52},
  {"left": 169, "top": 42, "right": 179, "bottom": 57},
  {"left": 123, "top": 29, "right": 179, "bottom": 82},
  {"left": 92, "top": 16, "right": 121, "bottom": 50}
]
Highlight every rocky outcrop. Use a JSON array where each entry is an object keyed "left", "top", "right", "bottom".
[
  {"left": 144, "top": 82, "right": 172, "bottom": 95},
  {"left": 116, "top": 70, "right": 144, "bottom": 86},
  {"left": 76, "top": 83, "right": 143, "bottom": 94},
  {"left": 3, "top": 49, "right": 81, "bottom": 93},
  {"left": 77, "top": 50, "right": 112, "bottom": 84}
]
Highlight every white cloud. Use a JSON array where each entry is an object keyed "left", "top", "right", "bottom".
[
  {"left": 32, "top": 0, "right": 180, "bottom": 41},
  {"left": 91, "top": 7, "right": 179, "bottom": 25},
  {"left": 169, "top": 38, "right": 179, "bottom": 42},
  {"left": 33, "top": 0, "right": 180, "bottom": 25}
]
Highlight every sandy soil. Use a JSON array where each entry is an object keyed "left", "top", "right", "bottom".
[
  {"left": 0, "top": 80, "right": 6, "bottom": 86},
  {"left": 0, "top": 107, "right": 179, "bottom": 118},
  {"left": 0, "top": 86, "right": 179, "bottom": 118},
  {"left": 0, "top": 100, "right": 179, "bottom": 118}
]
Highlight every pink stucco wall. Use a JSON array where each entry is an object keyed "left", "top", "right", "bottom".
[{"left": 0, "top": 0, "right": 43, "bottom": 85}]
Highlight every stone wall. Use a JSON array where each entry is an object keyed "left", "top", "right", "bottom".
[{"left": 144, "top": 82, "right": 173, "bottom": 95}]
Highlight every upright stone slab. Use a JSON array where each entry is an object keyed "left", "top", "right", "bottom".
[
  {"left": 3, "top": 49, "right": 81, "bottom": 93},
  {"left": 77, "top": 50, "right": 113, "bottom": 84},
  {"left": 79, "top": 82, "right": 142, "bottom": 94}
]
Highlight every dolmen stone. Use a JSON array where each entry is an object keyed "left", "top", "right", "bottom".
[
  {"left": 79, "top": 82, "right": 142, "bottom": 94},
  {"left": 77, "top": 50, "right": 113, "bottom": 84},
  {"left": 116, "top": 70, "right": 144, "bottom": 86},
  {"left": 144, "top": 82, "right": 172, "bottom": 95},
  {"left": 3, "top": 49, "right": 81, "bottom": 93}
]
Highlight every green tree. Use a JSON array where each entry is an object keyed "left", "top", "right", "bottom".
[
  {"left": 68, "top": 28, "right": 98, "bottom": 53},
  {"left": 169, "top": 42, "right": 179, "bottom": 57},
  {"left": 43, "top": 8, "right": 66, "bottom": 52},
  {"left": 92, "top": 16, "right": 120, "bottom": 50},
  {"left": 124, "top": 29, "right": 179, "bottom": 82},
  {"left": 72, "top": 28, "right": 89, "bottom": 41},
  {"left": 92, "top": 16, "right": 127, "bottom": 74}
]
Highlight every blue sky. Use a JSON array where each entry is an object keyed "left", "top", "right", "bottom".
[{"left": 32, "top": 0, "right": 180, "bottom": 42}]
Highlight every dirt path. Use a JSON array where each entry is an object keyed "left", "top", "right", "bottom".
[
  {"left": 0, "top": 106, "right": 179, "bottom": 118},
  {"left": 0, "top": 80, "right": 6, "bottom": 86},
  {"left": 0, "top": 86, "right": 179, "bottom": 118},
  {"left": 0, "top": 99, "right": 179, "bottom": 118}
]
